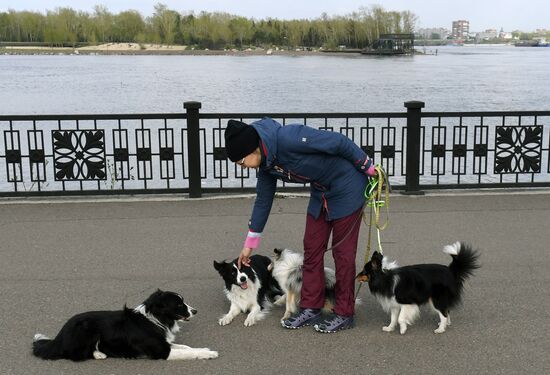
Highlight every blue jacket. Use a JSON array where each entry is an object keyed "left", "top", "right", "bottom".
[{"left": 248, "top": 118, "right": 373, "bottom": 234}]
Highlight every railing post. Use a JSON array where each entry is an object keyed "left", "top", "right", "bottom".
[
  {"left": 403, "top": 101, "right": 425, "bottom": 195},
  {"left": 184, "top": 101, "right": 202, "bottom": 198}
]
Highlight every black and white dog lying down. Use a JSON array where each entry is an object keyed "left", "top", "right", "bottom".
[
  {"left": 32, "top": 290, "right": 218, "bottom": 361},
  {"left": 213, "top": 254, "right": 283, "bottom": 326}
]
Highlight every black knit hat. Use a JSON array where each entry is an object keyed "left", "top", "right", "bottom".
[{"left": 224, "top": 120, "right": 260, "bottom": 162}]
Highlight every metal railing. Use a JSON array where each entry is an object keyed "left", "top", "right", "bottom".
[{"left": 1, "top": 101, "right": 549, "bottom": 197}]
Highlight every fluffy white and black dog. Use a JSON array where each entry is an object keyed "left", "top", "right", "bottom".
[
  {"left": 213, "top": 254, "right": 282, "bottom": 326},
  {"left": 356, "top": 242, "right": 480, "bottom": 334},
  {"left": 32, "top": 290, "right": 218, "bottom": 361},
  {"left": 271, "top": 248, "right": 336, "bottom": 320}
]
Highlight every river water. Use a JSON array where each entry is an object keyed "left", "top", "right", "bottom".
[
  {"left": 1, "top": 45, "right": 550, "bottom": 114},
  {"left": 0, "top": 45, "right": 549, "bottom": 192}
]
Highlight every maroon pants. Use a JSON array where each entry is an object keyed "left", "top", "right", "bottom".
[{"left": 300, "top": 207, "right": 362, "bottom": 317}]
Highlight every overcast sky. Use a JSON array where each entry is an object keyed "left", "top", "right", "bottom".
[{"left": 2, "top": 1, "right": 549, "bottom": 31}]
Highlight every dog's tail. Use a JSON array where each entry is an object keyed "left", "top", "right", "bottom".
[
  {"left": 32, "top": 334, "right": 62, "bottom": 360},
  {"left": 443, "top": 241, "right": 480, "bottom": 290}
]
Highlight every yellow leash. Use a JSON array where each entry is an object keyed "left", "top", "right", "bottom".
[
  {"left": 363, "top": 164, "right": 390, "bottom": 261},
  {"left": 355, "top": 164, "right": 390, "bottom": 298}
]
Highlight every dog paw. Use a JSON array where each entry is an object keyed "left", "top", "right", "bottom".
[
  {"left": 273, "top": 295, "right": 286, "bottom": 306},
  {"left": 218, "top": 315, "right": 233, "bottom": 326},
  {"left": 382, "top": 325, "right": 395, "bottom": 332},
  {"left": 33, "top": 333, "right": 49, "bottom": 342},
  {"left": 93, "top": 351, "right": 107, "bottom": 360},
  {"left": 434, "top": 327, "right": 446, "bottom": 334},
  {"left": 399, "top": 325, "right": 407, "bottom": 335},
  {"left": 199, "top": 350, "right": 218, "bottom": 359},
  {"left": 243, "top": 317, "right": 257, "bottom": 327}
]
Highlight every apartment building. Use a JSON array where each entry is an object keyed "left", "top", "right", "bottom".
[{"left": 452, "top": 20, "right": 469, "bottom": 38}]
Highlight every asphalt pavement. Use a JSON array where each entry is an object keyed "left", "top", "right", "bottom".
[{"left": 0, "top": 191, "right": 548, "bottom": 374}]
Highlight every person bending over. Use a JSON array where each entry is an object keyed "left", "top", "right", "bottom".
[{"left": 224, "top": 118, "right": 376, "bottom": 333}]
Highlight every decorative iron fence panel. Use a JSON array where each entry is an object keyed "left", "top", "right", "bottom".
[
  {"left": 1, "top": 102, "right": 549, "bottom": 197},
  {"left": 0, "top": 114, "right": 190, "bottom": 195},
  {"left": 419, "top": 111, "right": 550, "bottom": 189}
]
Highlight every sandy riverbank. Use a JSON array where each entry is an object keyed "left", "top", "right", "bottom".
[{"left": 1, "top": 42, "right": 333, "bottom": 56}]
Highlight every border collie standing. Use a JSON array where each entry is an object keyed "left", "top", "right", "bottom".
[
  {"left": 32, "top": 290, "right": 218, "bottom": 361},
  {"left": 271, "top": 248, "right": 336, "bottom": 320},
  {"left": 213, "top": 254, "right": 282, "bottom": 326},
  {"left": 356, "top": 242, "right": 480, "bottom": 334}
]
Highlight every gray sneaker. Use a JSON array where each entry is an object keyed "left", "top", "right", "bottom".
[
  {"left": 281, "top": 308, "right": 321, "bottom": 329},
  {"left": 314, "top": 313, "right": 354, "bottom": 333}
]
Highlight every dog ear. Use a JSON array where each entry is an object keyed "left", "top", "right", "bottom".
[
  {"left": 152, "top": 289, "right": 164, "bottom": 297},
  {"left": 143, "top": 290, "right": 164, "bottom": 311},
  {"left": 371, "top": 252, "right": 383, "bottom": 271},
  {"left": 372, "top": 251, "right": 383, "bottom": 262},
  {"left": 213, "top": 260, "right": 222, "bottom": 271},
  {"left": 273, "top": 248, "right": 283, "bottom": 255}
]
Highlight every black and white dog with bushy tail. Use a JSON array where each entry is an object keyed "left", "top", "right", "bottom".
[
  {"left": 357, "top": 242, "right": 480, "bottom": 334},
  {"left": 32, "top": 290, "right": 218, "bottom": 361}
]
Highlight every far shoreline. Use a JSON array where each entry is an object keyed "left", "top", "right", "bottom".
[
  {"left": 0, "top": 42, "right": 518, "bottom": 57},
  {"left": 0, "top": 43, "right": 357, "bottom": 57},
  {"left": 1, "top": 48, "right": 333, "bottom": 57}
]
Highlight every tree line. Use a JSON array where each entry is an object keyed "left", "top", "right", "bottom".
[{"left": 0, "top": 4, "right": 417, "bottom": 49}]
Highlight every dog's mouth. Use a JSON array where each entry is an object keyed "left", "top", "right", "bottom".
[
  {"left": 356, "top": 274, "right": 369, "bottom": 283},
  {"left": 176, "top": 315, "right": 191, "bottom": 321},
  {"left": 239, "top": 281, "right": 249, "bottom": 290}
]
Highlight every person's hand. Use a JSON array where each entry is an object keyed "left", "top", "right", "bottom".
[
  {"left": 366, "top": 163, "right": 377, "bottom": 178},
  {"left": 238, "top": 247, "right": 253, "bottom": 269}
]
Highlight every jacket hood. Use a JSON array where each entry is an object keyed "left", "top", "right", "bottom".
[{"left": 250, "top": 118, "right": 281, "bottom": 167}]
